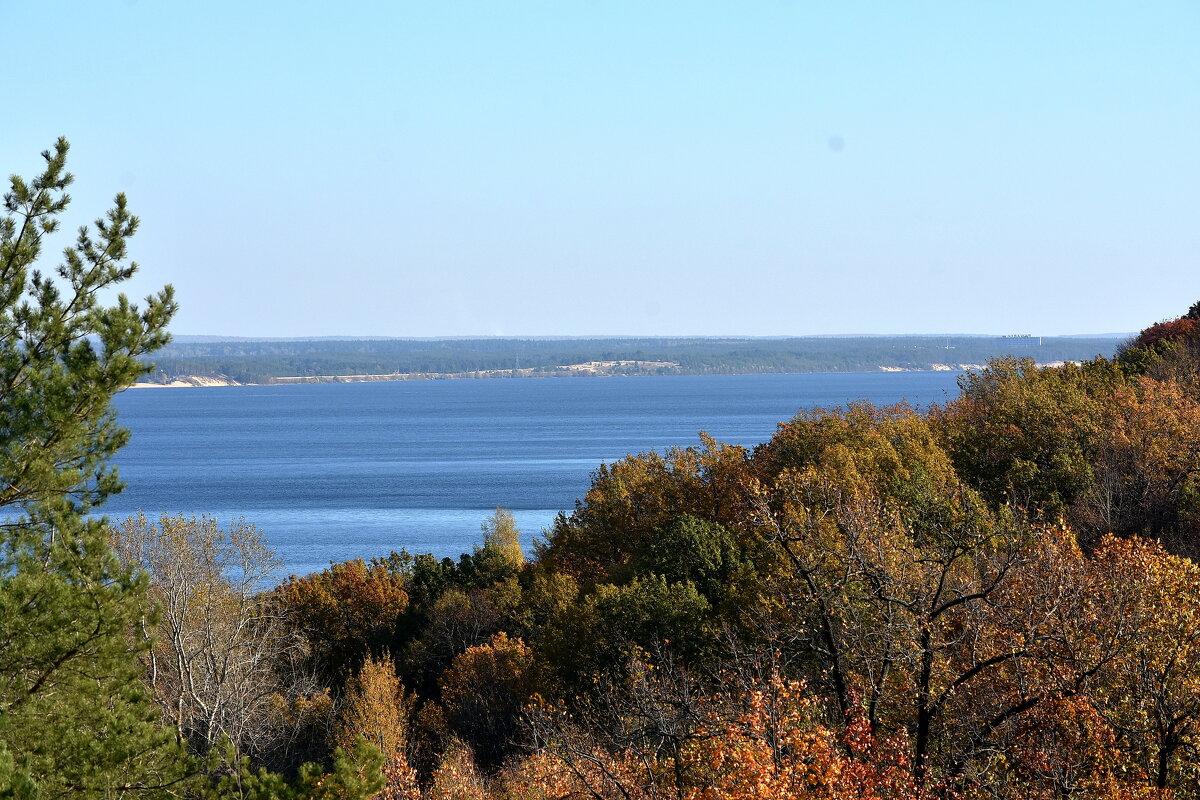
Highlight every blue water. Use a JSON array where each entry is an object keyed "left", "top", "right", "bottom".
[{"left": 106, "top": 372, "right": 963, "bottom": 576}]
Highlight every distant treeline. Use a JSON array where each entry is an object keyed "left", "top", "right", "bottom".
[{"left": 147, "top": 335, "right": 1123, "bottom": 383}]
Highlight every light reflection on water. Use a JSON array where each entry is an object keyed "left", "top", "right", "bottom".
[{"left": 106, "top": 372, "right": 962, "bottom": 576}]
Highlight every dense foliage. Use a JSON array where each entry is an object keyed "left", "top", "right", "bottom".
[{"left": 112, "top": 303, "right": 1200, "bottom": 799}]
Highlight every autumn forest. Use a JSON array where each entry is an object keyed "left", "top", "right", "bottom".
[{"left": 82, "top": 305, "right": 1200, "bottom": 797}]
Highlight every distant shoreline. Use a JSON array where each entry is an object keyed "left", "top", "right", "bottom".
[
  {"left": 131, "top": 376, "right": 244, "bottom": 388},
  {"left": 144, "top": 334, "right": 1120, "bottom": 387},
  {"left": 132, "top": 360, "right": 678, "bottom": 388},
  {"left": 128, "top": 360, "right": 1084, "bottom": 389}
]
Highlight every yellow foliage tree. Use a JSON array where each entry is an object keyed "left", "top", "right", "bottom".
[
  {"left": 334, "top": 653, "right": 414, "bottom": 759},
  {"left": 426, "top": 739, "right": 489, "bottom": 800},
  {"left": 481, "top": 508, "right": 525, "bottom": 575}
]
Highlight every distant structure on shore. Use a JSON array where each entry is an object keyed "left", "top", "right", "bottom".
[{"left": 998, "top": 334, "right": 1043, "bottom": 347}]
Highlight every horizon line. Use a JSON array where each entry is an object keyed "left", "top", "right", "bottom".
[{"left": 166, "top": 332, "right": 1135, "bottom": 343}]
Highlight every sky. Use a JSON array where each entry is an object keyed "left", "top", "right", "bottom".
[{"left": 4, "top": 1, "right": 1197, "bottom": 337}]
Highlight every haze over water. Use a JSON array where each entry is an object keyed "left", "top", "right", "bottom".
[{"left": 108, "top": 372, "right": 963, "bottom": 577}]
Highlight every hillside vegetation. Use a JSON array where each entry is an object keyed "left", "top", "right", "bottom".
[{"left": 100, "top": 303, "right": 1200, "bottom": 798}]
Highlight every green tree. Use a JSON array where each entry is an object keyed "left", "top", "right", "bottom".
[
  {"left": 0, "top": 139, "right": 188, "bottom": 794},
  {"left": 540, "top": 435, "right": 756, "bottom": 587},
  {"left": 199, "top": 737, "right": 386, "bottom": 800},
  {"left": 547, "top": 575, "right": 715, "bottom": 687},
  {"left": 633, "top": 514, "right": 749, "bottom": 608},
  {"left": 936, "top": 357, "right": 1123, "bottom": 519}
]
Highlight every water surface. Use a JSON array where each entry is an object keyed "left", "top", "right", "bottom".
[{"left": 108, "top": 372, "right": 963, "bottom": 576}]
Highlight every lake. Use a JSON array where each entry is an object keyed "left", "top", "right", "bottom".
[{"left": 107, "top": 372, "right": 965, "bottom": 577}]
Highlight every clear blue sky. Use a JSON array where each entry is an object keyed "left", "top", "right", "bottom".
[{"left": 5, "top": 1, "right": 1197, "bottom": 337}]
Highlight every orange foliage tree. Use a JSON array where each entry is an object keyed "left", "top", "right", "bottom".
[
  {"left": 686, "top": 675, "right": 926, "bottom": 800},
  {"left": 439, "top": 633, "right": 538, "bottom": 770},
  {"left": 275, "top": 559, "right": 409, "bottom": 678},
  {"left": 744, "top": 404, "right": 1169, "bottom": 794}
]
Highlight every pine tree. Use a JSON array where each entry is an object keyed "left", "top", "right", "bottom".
[{"left": 0, "top": 139, "right": 191, "bottom": 795}]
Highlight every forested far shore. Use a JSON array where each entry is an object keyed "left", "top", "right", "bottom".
[{"left": 142, "top": 334, "right": 1123, "bottom": 384}]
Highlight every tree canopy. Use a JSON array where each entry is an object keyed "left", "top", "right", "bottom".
[
  {"left": 1, "top": 140, "right": 385, "bottom": 798},
  {"left": 0, "top": 137, "right": 189, "bottom": 796}
]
